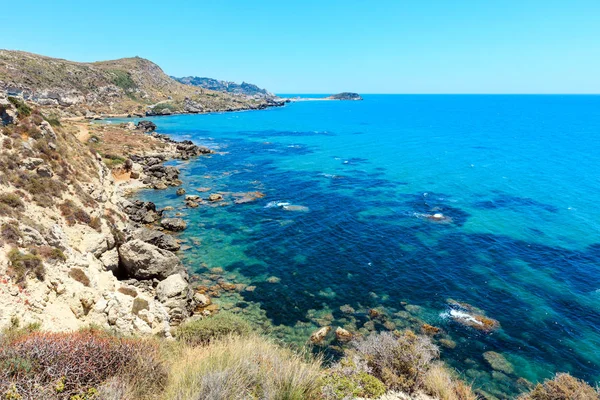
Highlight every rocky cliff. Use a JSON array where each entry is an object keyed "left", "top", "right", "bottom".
[
  {"left": 0, "top": 50, "right": 284, "bottom": 117},
  {"left": 0, "top": 95, "right": 214, "bottom": 336}
]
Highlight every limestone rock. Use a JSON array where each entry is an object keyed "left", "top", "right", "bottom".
[
  {"left": 310, "top": 326, "right": 331, "bottom": 344},
  {"left": 21, "top": 157, "right": 44, "bottom": 170},
  {"left": 100, "top": 248, "right": 119, "bottom": 272},
  {"left": 335, "top": 327, "right": 353, "bottom": 342},
  {"left": 208, "top": 193, "right": 223, "bottom": 202},
  {"left": 136, "top": 120, "right": 157, "bottom": 132},
  {"left": 161, "top": 218, "right": 187, "bottom": 232},
  {"left": 133, "top": 227, "right": 180, "bottom": 251},
  {"left": 118, "top": 239, "right": 184, "bottom": 280}
]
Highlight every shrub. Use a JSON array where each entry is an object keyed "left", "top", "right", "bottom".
[
  {"left": 89, "top": 216, "right": 102, "bottom": 231},
  {"left": 44, "top": 116, "right": 62, "bottom": 127},
  {"left": 69, "top": 268, "right": 90, "bottom": 286},
  {"left": 518, "top": 373, "right": 599, "bottom": 400},
  {"left": 7, "top": 97, "right": 31, "bottom": 118},
  {"left": 109, "top": 70, "right": 137, "bottom": 91},
  {"left": 59, "top": 200, "right": 92, "bottom": 226},
  {"left": 7, "top": 248, "right": 45, "bottom": 286},
  {"left": 164, "top": 335, "right": 322, "bottom": 400},
  {"left": 0, "top": 192, "right": 25, "bottom": 209},
  {"left": 0, "top": 330, "right": 166, "bottom": 399},
  {"left": 1, "top": 222, "right": 22, "bottom": 245},
  {"left": 36, "top": 246, "right": 67, "bottom": 262},
  {"left": 350, "top": 330, "right": 440, "bottom": 393},
  {"left": 175, "top": 312, "right": 253, "bottom": 346},
  {"left": 321, "top": 370, "right": 386, "bottom": 399}
]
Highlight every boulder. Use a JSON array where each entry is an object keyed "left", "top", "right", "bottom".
[
  {"left": 335, "top": 327, "right": 353, "bottom": 342},
  {"left": 136, "top": 120, "right": 157, "bottom": 132},
  {"left": 133, "top": 227, "right": 180, "bottom": 251},
  {"left": 161, "top": 218, "right": 187, "bottom": 232},
  {"left": 100, "top": 248, "right": 119, "bottom": 272},
  {"left": 156, "top": 274, "right": 189, "bottom": 301},
  {"left": 176, "top": 188, "right": 186, "bottom": 196},
  {"left": 156, "top": 274, "right": 192, "bottom": 326},
  {"left": 36, "top": 165, "right": 53, "bottom": 178},
  {"left": 208, "top": 193, "right": 223, "bottom": 202},
  {"left": 21, "top": 157, "right": 44, "bottom": 170},
  {"left": 310, "top": 326, "right": 331, "bottom": 344},
  {"left": 118, "top": 239, "right": 183, "bottom": 280}
]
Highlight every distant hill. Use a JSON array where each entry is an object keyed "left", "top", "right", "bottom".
[
  {"left": 0, "top": 50, "right": 282, "bottom": 116},
  {"left": 327, "top": 92, "right": 363, "bottom": 100},
  {"left": 173, "top": 76, "right": 275, "bottom": 98}
]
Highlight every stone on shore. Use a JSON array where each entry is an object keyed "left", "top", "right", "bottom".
[
  {"left": 136, "top": 120, "right": 157, "bottom": 132},
  {"left": 161, "top": 218, "right": 187, "bottom": 232},
  {"left": 335, "top": 327, "right": 353, "bottom": 342},
  {"left": 118, "top": 239, "right": 183, "bottom": 280},
  {"left": 208, "top": 193, "right": 223, "bottom": 202},
  {"left": 133, "top": 227, "right": 181, "bottom": 251},
  {"left": 310, "top": 326, "right": 331, "bottom": 344}
]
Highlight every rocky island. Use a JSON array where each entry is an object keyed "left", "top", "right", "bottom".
[{"left": 327, "top": 92, "right": 363, "bottom": 100}]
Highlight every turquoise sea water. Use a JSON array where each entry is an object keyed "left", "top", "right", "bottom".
[{"left": 122, "top": 95, "right": 600, "bottom": 397}]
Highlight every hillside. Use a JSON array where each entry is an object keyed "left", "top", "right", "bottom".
[
  {"left": 0, "top": 50, "right": 284, "bottom": 116},
  {"left": 173, "top": 76, "right": 275, "bottom": 98}
]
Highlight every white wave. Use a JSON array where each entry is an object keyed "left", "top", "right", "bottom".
[{"left": 440, "top": 309, "right": 483, "bottom": 326}]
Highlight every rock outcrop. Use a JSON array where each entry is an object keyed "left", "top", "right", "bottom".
[{"left": 118, "top": 239, "right": 184, "bottom": 280}]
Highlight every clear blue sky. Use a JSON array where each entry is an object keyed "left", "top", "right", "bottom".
[{"left": 1, "top": 1, "right": 599, "bottom": 94}]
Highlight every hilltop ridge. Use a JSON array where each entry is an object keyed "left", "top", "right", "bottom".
[
  {"left": 172, "top": 76, "right": 275, "bottom": 98},
  {"left": 0, "top": 50, "right": 284, "bottom": 117}
]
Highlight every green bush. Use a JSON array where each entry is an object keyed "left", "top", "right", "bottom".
[
  {"left": 1, "top": 222, "right": 22, "bottom": 245},
  {"left": 7, "top": 248, "right": 45, "bottom": 286},
  {"left": 44, "top": 116, "right": 62, "bottom": 127},
  {"left": 7, "top": 97, "right": 31, "bottom": 118},
  {"left": 0, "top": 193, "right": 25, "bottom": 209},
  {"left": 321, "top": 371, "right": 386, "bottom": 399},
  {"left": 175, "top": 312, "right": 253, "bottom": 346},
  {"left": 109, "top": 69, "right": 137, "bottom": 91}
]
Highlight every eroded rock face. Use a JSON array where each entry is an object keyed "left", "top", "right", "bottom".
[
  {"left": 118, "top": 239, "right": 184, "bottom": 280},
  {"left": 133, "top": 227, "right": 180, "bottom": 251}
]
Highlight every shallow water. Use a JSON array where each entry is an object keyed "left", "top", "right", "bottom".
[{"left": 119, "top": 95, "right": 600, "bottom": 398}]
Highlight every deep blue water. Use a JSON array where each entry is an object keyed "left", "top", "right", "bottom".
[{"left": 119, "top": 95, "right": 600, "bottom": 398}]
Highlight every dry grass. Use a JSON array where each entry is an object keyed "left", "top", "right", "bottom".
[
  {"left": 423, "top": 363, "right": 479, "bottom": 400},
  {"left": 518, "top": 373, "right": 599, "bottom": 400},
  {"left": 175, "top": 312, "right": 253, "bottom": 346},
  {"left": 351, "top": 330, "right": 440, "bottom": 393},
  {"left": 163, "top": 335, "right": 322, "bottom": 400}
]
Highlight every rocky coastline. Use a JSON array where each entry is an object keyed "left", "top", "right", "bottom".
[{"left": 0, "top": 93, "right": 220, "bottom": 337}]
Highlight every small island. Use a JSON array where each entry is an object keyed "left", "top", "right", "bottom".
[{"left": 326, "top": 92, "right": 363, "bottom": 101}]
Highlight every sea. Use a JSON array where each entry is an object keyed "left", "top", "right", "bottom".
[{"left": 116, "top": 95, "right": 600, "bottom": 398}]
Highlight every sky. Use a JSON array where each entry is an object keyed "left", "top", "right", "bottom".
[{"left": 1, "top": 1, "right": 599, "bottom": 94}]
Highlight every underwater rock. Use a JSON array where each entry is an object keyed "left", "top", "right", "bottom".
[
  {"left": 233, "top": 191, "right": 266, "bottom": 204},
  {"left": 421, "top": 323, "right": 441, "bottom": 336},
  {"left": 483, "top": 351, "right": 514, "bottom": 375},
  {"left": 310, "top": 326, "right": 331, "bottom": 344},
  {"left": 446, "top": 299, "right": 500, "bottom": 333}
]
